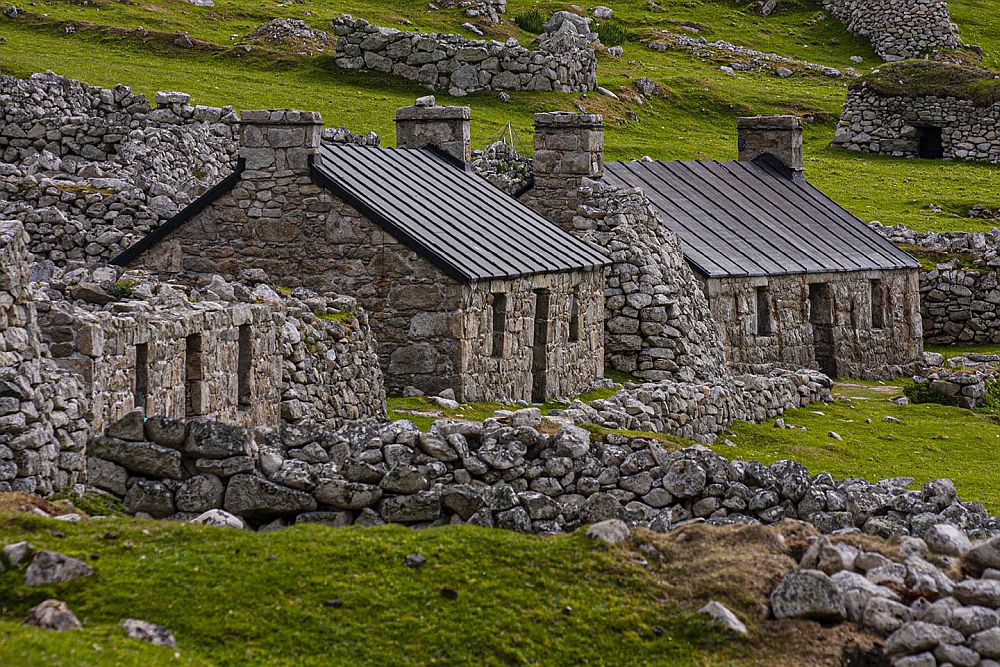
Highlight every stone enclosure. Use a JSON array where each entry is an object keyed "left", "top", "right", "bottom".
[
  {"left": 818, "top": 0, "right": 963, "bottom": 60},
  {"left": 833, "top": 86, "right": 1000, "bottom": 164},
  {"left": 331, "top": 15, "right": 597, "bottom": 97}
]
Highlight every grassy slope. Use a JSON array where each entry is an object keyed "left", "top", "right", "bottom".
[
  {"left": 716, "top": 382, "right": 1000, "bottom": 513},
  {"left": 0, "top": 511, "right": 838, "bottom": 667},
  {"left": 1, "top": 0, "right": 998, "bottom": 232}
]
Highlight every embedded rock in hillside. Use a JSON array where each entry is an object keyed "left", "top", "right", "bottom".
[
  {"left": 190, "top": 509, "right": 245, "bottom": 529},
  {"left": 120, "top": 619, "right": 177, "bottom": 648},
  {"left": 699, "top": 601, "right": 748, "bottom": 635},
  {"left": 23, "top": 599, "right": 82, "bottom": 631},
  {"left": 25, "top": 551, "right": 94, "bottom": 586},
  {"left": 770, "top": 570, "right": 846, "bottom": 621}
]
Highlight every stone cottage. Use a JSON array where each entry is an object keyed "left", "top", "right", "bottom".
[
  {"left": 113, "top": 105, "right": 610, "bottom": 402},
  {"left": 524, "top": 113, "right": 923, "bottom": 379}
]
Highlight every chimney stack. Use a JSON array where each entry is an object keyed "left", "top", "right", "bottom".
[
  {"left": 395, "top": 96, "right": 471, "bottom": 163},
  {"left": 736, "top": 115, "right": 803, "bottom": 172},
  {"left": 239, "top": 109, "right": 322, "bottom": 176},
  {"left": 528, "top": 112, "right": 604, "bottom": 229}
]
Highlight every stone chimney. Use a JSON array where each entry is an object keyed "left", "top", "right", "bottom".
[
  {"left": 736, "top": 115, "right": 803, "bottom": 172},
  {"left": 239, "top": 109, "right": 322, "bottom": 176},
  {"left": 527, "top": 112, "right": 604, "bottom": 229},
  {"left": 395, "top": 96, "right": 471, "bottom": 163}
]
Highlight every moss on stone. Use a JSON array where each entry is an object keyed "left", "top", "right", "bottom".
[{"left": 854, "top": 60, "right": 1000, "bottom": 105}]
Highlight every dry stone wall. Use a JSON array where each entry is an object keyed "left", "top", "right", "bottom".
[
  {"left": 332, "top": 16, "right": 597, "bottom": 97},
  {"left": 873, "top": 223, "right": 1000, "bottom": 344},
  {"left": 818, "top": 0, "right": 962, "bottom": 60},
  {"left": 832, "top": 88, "right": 1000, "bottom": 164},
  {"left": 0, "top": 72, "right": 240, "bottom": 264},
  {"left": 0, "top": 220, "right": 89, "bottom": 495},
  {"left": 87, "top": 409, "right": 998, "bottom": 541}
]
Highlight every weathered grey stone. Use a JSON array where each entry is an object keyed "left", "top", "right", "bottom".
[
  {"left": 23, "top": 599, "right": 82, "bottom": 630},
  {"left": 25, "top": 551, "right": 94, "bottom": 586},
  {"left": 379, "top": 490, "right": 441, "bottom": 523},
  {"left": 924, "top": 523, "right": 972, "bottom": 556},
  {"left": 954, "top": 579, "right": 1000, "bottom": 608},
  {"left": 88, "top": 437, "right": 182, "bottom": 479},
  {"left": 770, "top": 570, "right": 845, "bottom": 621},
  {"left": 314, "top": 479, "right": 383, "bottom": 510},
  {"left": 884, "top": 621, "right": 965, "bottom": 656},
  {"left": 970, "top": 627, "right": 1000, "bottom": 659},
  {"left": 699, "top": 600, "right": 748, "bottom": 635},
  {"left": 120, "top": 619, "right": 177, "bottom": 648},
  {"left": 106, "top": 409, "right": 145, "bottom": 441},
  {"left": 185, "top": 421, "right": 251, "bottom": 459},
  {"left": 175, "top": 474, "right": 224, "bottom": 513},
  {"left": 585, "top": 519, "right": 630, "bottom": 544},
  {"left": 223, "top": 474, "right": 317, "bottom": 518},
  {"left": 190, "top": 509, "right": 245, "bottom": 529},
  {"left": 124, "top": 479, "right": 175, "bottom": 518}
]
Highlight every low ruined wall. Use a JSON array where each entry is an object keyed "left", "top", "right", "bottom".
[
  {"left": 86, "top": 410, "right": 997, "bottom": 540},
  {"left": 818, "top": 0, "right": 962, "bottom": 60},
  {"left": 0, "top": 72, "right": 239, "bottom": 265},
  {"left": 0, "top": 220, "right": 89, "bottom": 495},
  {"left": 568, "top": 368, "right": 832, "bottom": 443},
  {"left": 832, "top": 88, "right": 1000, "bottom": 164},
  {"left": 706, "top": 269, "right": 923, "bottom": 379},
  {"left": 332, "top": 16, "right": 597, "bottom": 97},
  {"left": 873, "top": 223, "right": 1000, "bottom": 344}
]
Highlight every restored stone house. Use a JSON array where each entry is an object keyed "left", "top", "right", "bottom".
[
  {"left": 113, "top": 106, "right": 609, "bottom": 402},
  {"left": 524, "top": 113, "right": 923, "bottom": 379}
]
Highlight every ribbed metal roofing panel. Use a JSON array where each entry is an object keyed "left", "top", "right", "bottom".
[
  {"left": 315, "top": 144, "right": 609, "bottom": 282},
  {"left": 604, "top": 158, "right": 920, "bottom": 279}
]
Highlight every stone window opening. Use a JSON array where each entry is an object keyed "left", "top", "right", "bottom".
[
  {"left": 184, "top": 334, "right": 205, "bottom": 418},
  {"left": 754, "top": 286, "right": 772, "bottom": 336},
  {"left": 133, "top": 343, "right": 148, "bottom": 410},
  {"left": 569, "top": 287, "right": 581, "bottom": 343},
  {"left": 870, "top": 279, "right": 885, "bottom": 329},
  {"left": 237, "top": 324, "right": 252, "bottom": 409},
  {"left": 491, "top": 293, "right": 507, "bottom": 358},
  {"left": 916, "top": 126, "right": 944, "bottom": 159}
]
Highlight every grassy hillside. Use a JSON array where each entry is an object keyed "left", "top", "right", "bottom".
[
  {"left": 0, "top": 507, "right": 880, "bottom": 666},
  {"left": 1, "top": 0, "right": 998, "bottom": 232}
]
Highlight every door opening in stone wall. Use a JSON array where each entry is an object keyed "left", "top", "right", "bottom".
[
  {"left": 237, "top": 325, "right": 252, "bottom": 409},
  {"left": 185, "top": 334, "right": 205, "bottom": 418},
  {"left": 134, "top": 343, "right": 148, "bottom": 411},
  {"left": 531, "top": 289, "right": 551, "bottom": 403},
  {"left": 808, "top": 283, "right": 838, "bottom": 378},
  {"left": 916, "top": 126, "right": 944, "bottom": 159}
]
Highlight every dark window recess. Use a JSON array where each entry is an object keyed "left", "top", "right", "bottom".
[
  {"left": 134, "top": 343, "right": 148, "bottom": 410},
  {"left": 870, "top": 279, "right": 885, "bottom": 329},
  {"left": 569, "top": 287, "right": 580, "bottom": 343},
  {"left": 916, "top": 126, "right": 944, "bottom": 159},
  {"left": 185, "top": 334, "right": 205, "bottom": 418},
  {"left": 755, "top": 286, "right": 772, "bottom": 336},
  {"left": 531, "top": 289, "right": 551, "bottom": 403},
  {"left": 491, "top": 293, "right": 507, "bottom": 358},
  {"left": 238, "top": 325, "right": 252, "bottom": 408}
]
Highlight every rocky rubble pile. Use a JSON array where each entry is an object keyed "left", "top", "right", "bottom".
[
  {"left": 471, "top": 140, "right": 530, "bottom": 194},
  {"left": 771, "top": 529, "right": 1000, "bottom": 666},
  {"left": 872, "top": 223, "right": 1000, "bottom": 270},
  {"left": 648, "top": 32, "right": 853, "bottom": 78},
  {"left": 0, "top": 73, "right": 238, "bottom": 265},
  {"left": 911, "top": 353, "right": 1000, "bottom": 410},
  {"left": 332, "top": 15, "right": 598, "bottom": 97},
  {"left": 88, "top": 409, "right": 999, "bottom": 541},
  {"left": 240, "top": 18, "right": 332, "bottom": 55}
]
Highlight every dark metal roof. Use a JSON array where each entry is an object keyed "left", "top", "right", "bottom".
[
  {"left": 313, "top": 144, "right": 609, "bottom": 282},
  {"left": 603, "top": 157, "right": 920, "bottom": 279}
]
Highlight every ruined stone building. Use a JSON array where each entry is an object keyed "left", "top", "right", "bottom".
[
  {"left": 522, "top": 113, "right": 923, "bottom": 379},
  {"left": 113, "top": 106, "right": 610, "bottom": 402}
]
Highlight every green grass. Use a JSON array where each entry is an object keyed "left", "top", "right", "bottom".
[
  {"left": 926, "top": 343, "right": 1000, "bottom": 359},
  {"left": 0, "top": 514, "right": 757, "bottom": 666},
  {"left": 1, "top": 0, "right": 999, "bottom": 233},
  {"left": 857, "top": 59, "right": 1000, "bottom": 105},
  {"left": 717, "top": 383, "right": 1000, "bottom": 513}
]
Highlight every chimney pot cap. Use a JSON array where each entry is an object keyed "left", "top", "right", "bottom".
[
  {"left": 533, "top": 111, "right": 603, "bottom": 128},
  {"left": 395, "top": 105, "right": 471, "bottom": 121},
  {"left": 737, "top": 115, "right": 802, "bottom": 130}
]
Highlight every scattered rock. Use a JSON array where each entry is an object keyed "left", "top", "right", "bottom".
[
  {"left": 23, "top": 599, "right": 82, "bottom": 631},
  {"left": 25, "top": 551, "right": 94, "bottom": 586},
  {"left": 120, "top": 619, "right": 177, "bottom": 648}
]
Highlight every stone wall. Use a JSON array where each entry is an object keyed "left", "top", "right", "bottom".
[
  {"left": 911, "top": 352, "right": 999, "bottom": 409},
  {"left": 0, "top": 220, "right": 89, "bottom": 495},
  {"left": 522, "top": 112, "right": 730, "bottom": 385},
  {"left": 566, "top": 368, "right": 832, "bottom": 443},
  {"left": 832, "top": 88, "right": 1000, "bottom": 164},
  {"left": 0, "top": 72, "right": 240, "bottom": 264},
  {"left": 873, "top": 223, "right": 1000, "bottom": 344},
  {"left": 818, "top": 0, "right": 962, "bottom": 60},
  {"left": 705, "top": 269, "right": 924, "bottom": 379},
  {"left": 331, "top": 16, "right": 597, "bottom": 97},
  {"left": 32, "top": 266, "right": 386, "bottom": 436},
  {"left": 87, "top": 409, "right": 998, "bottom": 541}
]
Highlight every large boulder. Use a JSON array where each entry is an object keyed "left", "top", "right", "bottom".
[
  {"left": 969, "top": 535, "right": 1000, "bottom": 572},
  {"left": 770, "top": 570, "right": 845, "bottom": 621},
  {"left": 223, "top": 474, "right": 317, "bottom": 518},
  {"left": 120, "top": 619, "right": 177, "bottom": 648},
  {"left": 884, "top": 621, "right": 965, "bottom": 656},
  {"left": 953, "top": 579, "right": 1000, "bottom": 608},
  {"left": 124, "top": 480, "right": 175, "bottom": 518},
  {"left": 924, "top": 523, "right": 972, "bottom": 557},
  {"left": 23, "top": 599, "right": 82, "bottom": 630},
  {"left": 314, "top": 480, "right": 383, "bottom": 510},
  {"left": 25, "top": 551, "right": 94, "bottom": 586},
  {"left": 185, "top": 420, "right": 251, "bottom": 459},
  {"left": 175, "top": 475, "right": 225, "bottom": 513},
  {"left": 379, "top": 490, "right": 442, "bottom": 523}
]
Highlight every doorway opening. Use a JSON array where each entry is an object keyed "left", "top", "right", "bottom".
[
  {"left": 916, "top": 126, "right": 944, "bottom": 159},
  {"left": 808, "top": 283, "right": 838, "bottom": 378},
  {"left": 531, "top": 289, "right": 550, "bottom": 403}
]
